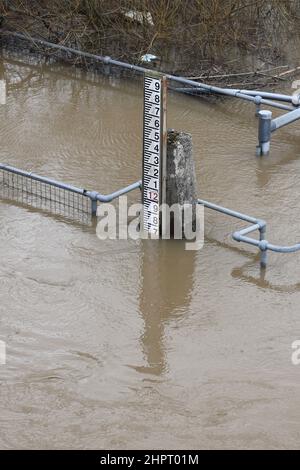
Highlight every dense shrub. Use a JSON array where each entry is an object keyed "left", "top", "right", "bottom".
[{"left": 1, "top": 1, "right": 300, "bottom": 71}]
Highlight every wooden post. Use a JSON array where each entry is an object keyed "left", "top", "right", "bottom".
[{"left": 165, "top": 129, "right": 198, "bottom": 237}]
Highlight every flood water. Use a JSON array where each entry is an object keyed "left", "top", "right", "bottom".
[{"left": 1, "top": 52, "right": 300, "bottom": 450}]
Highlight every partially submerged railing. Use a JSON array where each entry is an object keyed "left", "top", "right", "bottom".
[
  {"left": 3, "top": 30, "right": 300, "bottom": 157},
  {"left": 1, "top": 30, "right": 299, "bottom": 113},
  {"left": 2, "top": 163, "right": 299, "bottom": 268},
  {"left": 198, "top": 199, "right": 300, "bottom": 268},
  {"left": 0, "top": 163, "right": 141, "bottom": 218},
  {"left": 1, "top": 32, "right": 300, "bottom": 269},
  {"left": 257, "top": 107, "right": 300, "bottom": 155}
]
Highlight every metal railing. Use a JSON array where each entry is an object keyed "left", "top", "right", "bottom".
[
  {"left": 1, "top": 164, "right": 300, "bottom": 267},
  {"left": 4, "top": 30, "right": 300, "bottom": 157},
  {"left": 257, "top": 107, "right": 300, "bottom": 155},
  {"left": 0, "top": 163, "right": 141, "bottom": 218},
  {"left": 2, "top": 31, "right": 300, "bottom": 268},
  {"left": 1, "top": 30, "right": 299, "bottom": 113},
  {"left": 198, "top": 199, "right": 300, "bottom": 268},
  {"left": 5, "top": 29, "right": 300, "bottom": 157}
]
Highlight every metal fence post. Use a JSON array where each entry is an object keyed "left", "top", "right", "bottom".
[
  {"left": 255, "top": 96, "right": 262, "bottom": 117},
  {"left": 91, "top": 198, "right": 97, "bottom": 216},
  {"left": 257, "top": 110, "right": 272, "bottom": 156},
  {"left": 258, "top": 221, "right": 268, "bottom": 268}
]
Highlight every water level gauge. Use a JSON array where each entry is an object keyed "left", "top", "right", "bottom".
[{"left": 142, "top": 74, "right": 167, "bottom": 236}]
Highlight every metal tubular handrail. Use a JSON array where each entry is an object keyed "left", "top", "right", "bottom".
[
  {"left": 1, "top": 30, "right": 298, "bottom": 112},
  {"left": 95, "top": 180, "right": 142, "bottom": 202},
  {"left": 254, "top": 100, "right": 293, "bottom": 112},
  {"left": 0, "top": 163, "right": 141, "bottom": 204},
  {"left": 233, "top": 231, "right": 300, "bottom": 254},
  {"left": 271, "top": 107, "right": 300, "bottom": 131},
  {"left": 198, "top": 199, "right": 300, "bottom": 266},
  {"left": 235, "top": 90, "right": 295, "bottom": 103},
  {"left": 174, "top": 87, "right": 294, "bottom": 111}
]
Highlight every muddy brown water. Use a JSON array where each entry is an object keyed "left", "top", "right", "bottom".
[{"left": 1, "top": 54, "right": 300, "bottom": 450}]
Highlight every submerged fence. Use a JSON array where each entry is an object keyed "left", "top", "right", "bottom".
[
  {"left": 198, "top": 199, "right": 300, "bottom": 269},
  {"left": 3, "top": 30, "right": 300, "bottom": 157},
  {"left": 0, "top": 165, "right": 92, "bottom": 217},
  {"left": 0, "top": 164, "right": 141, "bottom": 221},
  {"left": 2, "top": 30, "right": 299, "bottom": 114},
  {"left": 1, "top": 31, "right": 300, "bottom": 268}
]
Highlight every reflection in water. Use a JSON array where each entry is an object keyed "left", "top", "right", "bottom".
[
  {"left": 255, "top": 141, "right": 300, "bottom": 190},
  {"left": 137, "top": 240, "right": 196, "bottom": 376},
  {"left": 206, "top": 235, "right": 300, "bottom": 292},
  {"left": 232, "top": 260, "right": 300, "bottom": 293}
]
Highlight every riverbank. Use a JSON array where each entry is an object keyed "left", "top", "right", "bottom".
[{"left": 1, "top": 1, "right": 300, "bottom": 89}]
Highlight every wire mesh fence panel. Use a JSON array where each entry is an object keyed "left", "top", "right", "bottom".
[{"left": 0, "top": 168, "right": 93, "bottom": 224}]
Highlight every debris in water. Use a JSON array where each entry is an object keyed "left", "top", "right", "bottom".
[
  {"left": 123, "top": 9, "right": 154, "bottom": 26},
  {"left": 140, "top": 54, "right": 159, "bottom": 63}
]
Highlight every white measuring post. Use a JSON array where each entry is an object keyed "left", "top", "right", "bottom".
[{"left": 142, "top": 73, "right": 167, "bottom": 237}]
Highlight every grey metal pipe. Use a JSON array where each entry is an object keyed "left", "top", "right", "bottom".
[
  {"left": 233, "top": 233, "right": 300, "bottom": 253},
  {"left": 238, "top": 90, "right": 297, "bottom": 104},
  {"left": 259, "top": 221, "right": 268, "bottom": 268},
  {"left": 176, "top": 87, "right": 296, "bottom": 104},
  {"left": 254, "top": 100, "right": 293, "bottom": 112},
  {"left": 174, "top": 88, "right": 294, "bottom": 110},
  {"left": 271, "top": 107, "right": 300, "bottom": 131},
  {"left": 174, "top": 87, "right": 293, "bottom": 111},
  {"left": 257, "top": 110, "right": 272, "bottom": 156},
  {"left": 198, "top": 198, "right": 300, "bottom": 267},
  {"left": 95, "top": 180, "right": 142, "bottom": 203},
  {"left": 198, "top": 198, "right": 258, "bottom": 224},
  {"left": 238, "top": 224, "right": 261, "bottom": 236},
  {"left": 233, "top": 233, "right": 263, "bottom": 248},
  {"left": 0, "top": 163, "right": 87, "bottom": 195},
  {"left": 265, "top": 242, "right": 300, "bottom": 253},
  {"left": 1, "top": 30, "right": 297, "bottom": 111},
  {"left": 0, "top": 163, "right": 141, "bottom": 213},
  {"left": 171, "top": 86, "right": 207, "bottom": 94}
]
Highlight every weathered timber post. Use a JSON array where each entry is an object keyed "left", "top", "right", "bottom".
[{"left": 163, "top": 129, "right": 198, "bottom": 238}]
